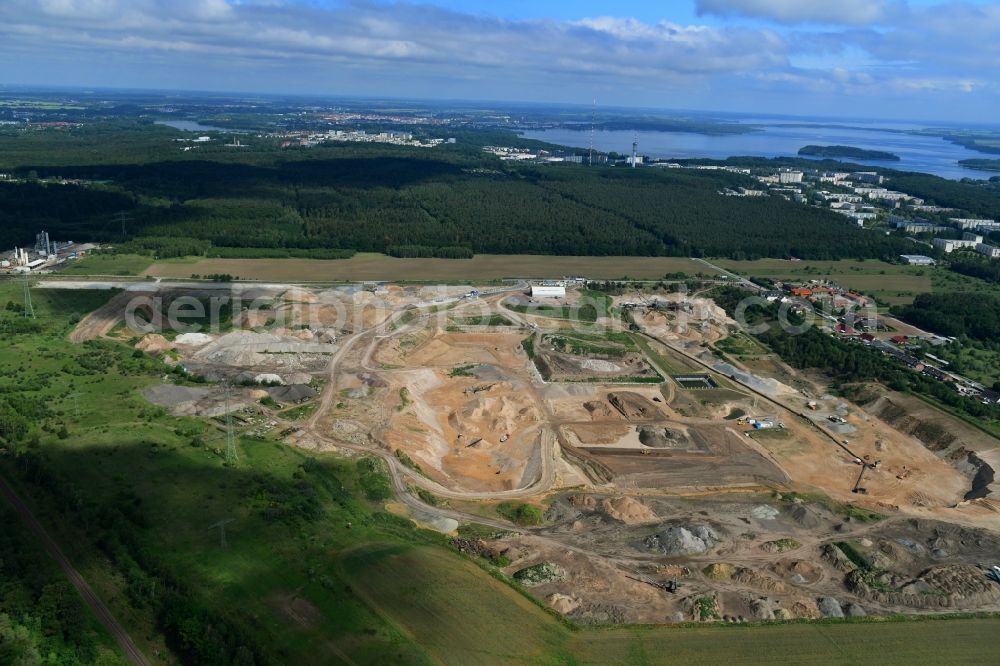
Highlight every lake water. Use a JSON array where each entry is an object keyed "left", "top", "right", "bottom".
[
  {"left": 155, "top": 119, "right": 233, "bottom": 132},
  {"left": 521, "top": 123, "right": 992, "bottom": 180}
]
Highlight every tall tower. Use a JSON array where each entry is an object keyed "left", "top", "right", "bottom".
[{"left": 631, "top": 135, "right": 638, "bottom": 169}]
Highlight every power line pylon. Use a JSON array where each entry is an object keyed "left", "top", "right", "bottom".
[
  {"left": 21, "top": 271, "right": 34, "bottom": 318},
  {"left": 224, "top": 383, "right": 239, "bottom": 466},
  {"left": 116, "top": 210, "right": 133, "bottom": 241},
  {"left": 207, "top": 518, "right": 235, "bottom": 549}
]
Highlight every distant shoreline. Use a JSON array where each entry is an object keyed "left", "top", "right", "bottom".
[
  {"left": 798, "top": 145, "right": 900, "bottom": 161},
  {"left": 958, "top": 158, "right": 1000, "bottom": 172}
]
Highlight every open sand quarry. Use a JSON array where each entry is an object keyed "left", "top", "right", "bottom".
[{"left": 59, "top": 277, "right": 1000, "bottom": 625}]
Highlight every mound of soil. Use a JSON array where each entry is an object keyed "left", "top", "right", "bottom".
[
  {"left": 513, "top": 562, "right": 564, "bottom": 587},
  {"left": 568, "top": 494, "right": 599, "bottom": 511},
  {"left": 583, "top": 401, "right": 615, "bottom": 419},
  {"left": 731, "top": 568, "right": 786, "bottom": 593},
  {"left": 607, "top": 392, "right": 661, "bottom": 420},
  {"left": 769, "top": 560, "right": 821, "bottom": 585},
  {"left": 847, "top": 564, "right": 1000, "bottom": 609},
  {"left": 817, "top": 597, "right": 844, "bottom": 618},
  {"left": 760, "top": 538, "right": 801, "bottom": 554},
  {"left": 645, "top": 525, "right": 720, "bottom": 556},
  {"left": 636, "top": 425, "right": 692, "bottom": 449},
  {"left": 785, "top": 504, "right": 822, "bottom": 529},
  {"left": 703, "top": 563, "right": 735, "bottom": 580},
  {"left": 600, "top": 496, "right": 659, "bottom": 525},
  {"left": 547, "top": 593, "right": 581, "bottom": 614},
  {"left": 135, "top": 334, "right": 172, "bottom": 355}
]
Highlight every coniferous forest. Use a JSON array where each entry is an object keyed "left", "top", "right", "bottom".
[{"left": 0, "top": 124, "right": 917, "bottom": 260}]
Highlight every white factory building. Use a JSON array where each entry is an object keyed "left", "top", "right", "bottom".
[{"left": 530, "top": 285, "right": 566, "bottom": 298}]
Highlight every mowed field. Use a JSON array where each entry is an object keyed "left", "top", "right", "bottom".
[
  {"left": 345, "top": 542, "right": 1000, "bottom": 665},
  {"left": 716, "top": 258, "right": 993, "bottom": 305},
  {"left": 143, "top": 253, "right": 721, "bottom": 282}
]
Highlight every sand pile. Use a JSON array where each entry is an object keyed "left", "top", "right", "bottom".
[
  {"left": 174, "top": 332, "right": 215, "bottom": 346},
  {"left": 547, "top": 594, "right": 581, "bottom": 614},
  {"left": 136, "top": 334, "right": 172, "bottom": 354},
  {"left": 600, "top": 496, "right": 658, "bottom": 525}
]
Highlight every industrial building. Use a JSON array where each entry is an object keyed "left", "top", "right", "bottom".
[
  {"left": 899, "top": 254, "right": 935, "bottom": 265},
  {"left": 530, "top": 285, "right": 566, "bottom": 298}
]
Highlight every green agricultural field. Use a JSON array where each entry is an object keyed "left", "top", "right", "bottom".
[
  {"left": 342, "top": 544, "right": 565, "bottom": 664},
  {"left": 144, "top": 254, "right": 719, "bottom": 282},
  {"left": 567, "top": 618, "right": 1000, "bottom": 665},
  {"left": 56, "top": 252, "right": 155, "bottom": 276}
]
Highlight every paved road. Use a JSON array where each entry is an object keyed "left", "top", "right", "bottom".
[{"left": 0, "top": 475, "right": 151, "bottom": 666}]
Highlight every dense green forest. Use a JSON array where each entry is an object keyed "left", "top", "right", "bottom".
[
  {"left": 948, "top": 256, "right": 1000, "bottom": 283},
  {"left": 798, "top": 145, "right": 900, "bottom": 161},
  {"left": 958, "top": 159, "right": 1000, "bottom": 172},
  {"left": 0, "top": 124, "right": 920, "bottom": 260},
  {"left": 892, "top": 293, "right": 1000, "bottom": 343},
  {"left": 0, "top": 507, "right": 123, "bottom": 665},
  {"left": 712, "top": 287, "right": 1000, "bottom": 424}
]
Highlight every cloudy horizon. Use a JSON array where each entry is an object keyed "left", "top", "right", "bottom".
[{"left": 1, "top": 0, "right": 998, "bottom": 123}]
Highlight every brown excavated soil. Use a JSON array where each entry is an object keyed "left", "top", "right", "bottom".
[{"left": 380, "top": 332, "right": 545, "bottom": 493}]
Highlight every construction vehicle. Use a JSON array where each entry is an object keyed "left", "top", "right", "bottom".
[
  {"left": 625, "top": 573, "right": 681, "bottom": 594},
  {"left": 499, "top": 433, "right": 509, "bottom": 443},
  {"left": 988, "top": 566, "right": 1000, "bottom": 584},
  {"left": 807, "top": 400, "right": 817, "bottom": 411}
]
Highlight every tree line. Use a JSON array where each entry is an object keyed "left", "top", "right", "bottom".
[{"left": 0, "top": 124, "right": 926, "bottom": 261}]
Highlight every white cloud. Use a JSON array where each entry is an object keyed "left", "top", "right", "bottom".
[
  {"left": 0, "top": 1, "right": 790, "bottom": 80},
  {"left": 696, "top": 0, "right": 898, "bottom": 25},
  {"left": 0, "top": 0, "right": 996, "bottom": 118}
]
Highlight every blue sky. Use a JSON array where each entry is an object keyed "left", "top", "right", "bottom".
[{"left": 1, "top": 0, "right": 998, "bottom": 122}]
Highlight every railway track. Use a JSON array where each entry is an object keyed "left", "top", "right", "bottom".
[{"left": 0, "top": 474, "right": 151, "bottom": 666}]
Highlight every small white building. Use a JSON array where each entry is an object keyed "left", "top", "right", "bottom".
[
  {"left": 900, "top": 254, "right": 935, "bottom": 266},
  {"left": 530, "top": 285, "right": 566, "bottom": 298}
]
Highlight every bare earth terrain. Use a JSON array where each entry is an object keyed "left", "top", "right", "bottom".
[{"left": 53, "top": 277, "right": 1000, "bottom": 626}]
